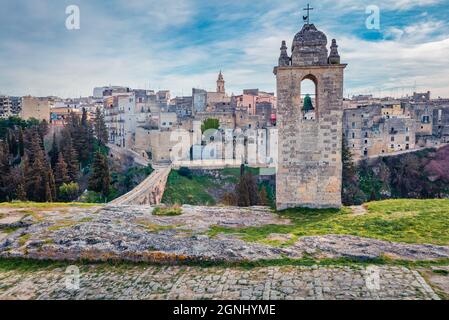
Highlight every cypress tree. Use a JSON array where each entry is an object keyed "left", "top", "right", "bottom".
[
  {"left": 88, "top": 151, "right": 110, "bottom": 198},
  {"left": 11, "top": 131, "right": 19, "bottom": 157},
  {"left": 21, "top": 154, "right": 30, "bottom": 200},
  {"left": 24, "top": 134, "right": 55, "bottom": 202},
  {"left": 235, "top": 172, "right": 260, "bottom": 207},
  {"left": 60, "top": 132, "right": 79, "bottom": 181},
  {"left": 49, "top": 132, "right": 59, "bottom": 169},
  {"left": 37, "top": 119, "right": 49, "bottom": 141},
  {"left": 81, "top": 107, "right": 88, "bottom": 126},
  {"left": 16, "top": 177, "right": 27, "bottom": 201},
  {"left": 342, "top": 140, "right": 366, "bottom": 205},
  {"left": 246, "top": 173, "right": 260, "bottom": 206},
  {"left": 48, "top": 165, "right": 57, "bottom": 201},
  {"left": 54, "top": 152, "right": 70, "bottom": 187},
  {"left": 74, "top": 109, "right": 90, "bottom": 165},
  {"left": 0, "top": 141, "right": 12, "bottom": 201},
  {"left": 259, "top": 186, "right": 269, "bottom": 206},
  {"left": 18, "top": 127, "right": 24, "bottom": 157},
  {"left": 44, "top": 181, "right": 52, "bottom": 203},
  {"left": 6, "top": 130, "right": 18, "bottom": 156},
  {"left": 27, "top": 152, "right": 44, "bottom": 201},
  {"left": 94, "top": 107, "right": 108, "bottom": 146}
]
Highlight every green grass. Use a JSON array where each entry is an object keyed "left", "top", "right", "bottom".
[
  {"left": 0, "top": 258, "right": 70, "bottom": 272},
  {"left": 208, "top": 199, "right": 449, "bottom": 246},
  {"left": 0, "top": 202, "right": 100, "bottom": 209},
  {"left": 432, "top": 269, "right": 449, "bottom": 276},
  {"left": 162, "top": 167, "right": 264, "bottom": 206},
  {"left": 162, "top": 170, "right": 218, "bottom": 205},
  {"left": 152, "top": 206, "right": 183, "bottom": 216},
  {"left": 1, "top": 256, "right": 449, "bottom": 273},
  {"left": 1, "top": 227, "right": 22, "bottom": 234},
  {"left": 18, "top": 234, "right": 31, "bottom": 246}
]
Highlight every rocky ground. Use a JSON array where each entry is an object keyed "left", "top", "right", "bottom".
[
  {"left": 1, "top": 205, "right": 449, "bottom": 263},
  {"left": 0, "top": 264, "right": 442, "bottom": 300},
  {"left": 1, "top": 204, "right": 449, "bottom": 300}
]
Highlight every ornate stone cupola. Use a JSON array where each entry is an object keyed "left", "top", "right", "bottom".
[
  {"left": 278, "top": 40, "right": 291, "bottom": 66},
  {"left": 328, "top": 39, "right": 341, "bottom": 64},
  {"left": 291, "top": 23, "right": 328, "bottom": 66}
]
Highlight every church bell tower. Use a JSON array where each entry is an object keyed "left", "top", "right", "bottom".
[
  {"left": 274, "top": 12, "right": 347, "bottom": 210},
  {"left": 217, "top": 71, "right": 225, "bottom": 94}
]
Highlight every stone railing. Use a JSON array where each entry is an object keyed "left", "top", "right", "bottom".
[{"left": 108, "top": 165, "right": 171, "bottom": 206}]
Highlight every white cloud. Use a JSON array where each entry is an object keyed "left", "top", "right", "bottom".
[{"left": 0, "top": 0, "right": 448, "bottom": 98}]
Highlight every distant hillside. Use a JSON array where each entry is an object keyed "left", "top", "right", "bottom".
[
  {"left": 350, "top": 144, "right": 449, "bottom": 205},
  {"left": 163, "top": 145, "right": 449, "bottom": 208},
  {"left": 162, "top": 167, "right": 275, "bottom": 206}
]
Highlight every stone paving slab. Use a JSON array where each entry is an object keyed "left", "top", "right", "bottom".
[{"left": 0, "top": 265, "right": 441, "bottom": 300}]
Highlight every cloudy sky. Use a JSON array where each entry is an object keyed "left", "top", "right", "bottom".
[{"left": 0, "top": 0, "right": 448, "bottom": 98}]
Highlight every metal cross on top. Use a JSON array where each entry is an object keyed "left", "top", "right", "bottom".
[{"left": 303, "top": 3, "right": 314, "bottom": 25}]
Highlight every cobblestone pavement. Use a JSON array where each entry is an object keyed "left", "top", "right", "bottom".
[{"left": 0, "top": 264, "right": 441, "bottom": 300}]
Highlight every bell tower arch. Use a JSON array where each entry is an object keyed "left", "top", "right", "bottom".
[{"left": 274, "top": 21, "right": 347, "bottom": 210}]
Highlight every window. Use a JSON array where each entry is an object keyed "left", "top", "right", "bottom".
[
  {"left": 391, "top": 136, "right": 395, "bottom": 142},
  {"left": 301, "top": 75, "right": 317, "bottom": 120},
  {"left": 352, "top": 132, "right": 355, "bottom": 139},
  {"left": 406, "top": 136, "right": 410, "bottom": 142},
  {"left": 352, "top": 122, "right": 356, "bottom": 129}
]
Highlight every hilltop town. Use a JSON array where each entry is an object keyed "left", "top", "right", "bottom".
[
  {"left": 1, "top": 79, "right": 448, "bottom": 167},
  {"left": 1, "top": 10, "right": 449, "bottom": 302}
]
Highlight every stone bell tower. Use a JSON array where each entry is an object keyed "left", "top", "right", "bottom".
[
  {"left": 274, "top": 22, "right": 346, "bottom": 210},
  {"left": 217, "top": 71, "right": 225, "bottom": 94}
]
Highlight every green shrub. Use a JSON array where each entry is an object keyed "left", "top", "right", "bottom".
[
  {"left": 201, "top": 118, "right": 220, "bottom": 133},
  {"left": 178, "top": 167, "right": 193, "bottom": 179},
  {"left": 58, "top": 182, "right": 80, "bottom": 202}
]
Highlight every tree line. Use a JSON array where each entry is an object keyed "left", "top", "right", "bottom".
[{"left": 0, "top": 108, "right": 111, "bottom": 203}]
